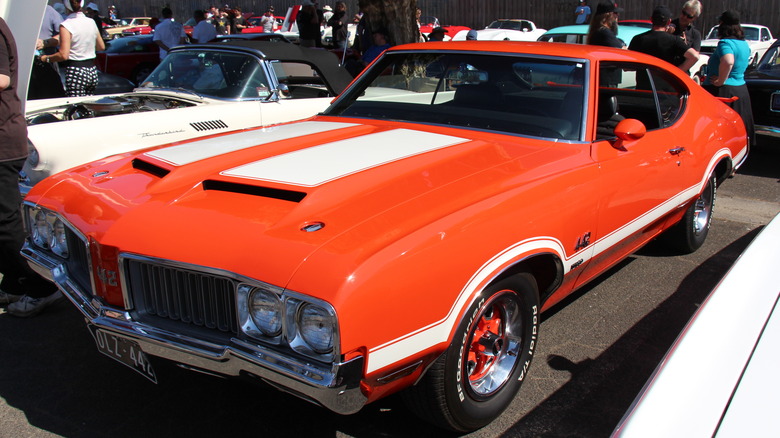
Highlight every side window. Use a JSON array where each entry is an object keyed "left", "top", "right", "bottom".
[
  {"left": 596, "top": 62, "right": 687, "bottom": 139},
  {"left": 647, "top": 67, "right": 687, "bottom": 128}
]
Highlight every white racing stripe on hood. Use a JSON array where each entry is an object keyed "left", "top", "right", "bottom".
[
  {"left": 221, "top": 129, "right": 470, "bottom": 187},
  {"left": 144, "top": 121, "right": 358, "bottom": 166}
]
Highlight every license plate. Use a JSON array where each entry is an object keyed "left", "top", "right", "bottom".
[
  {"left": 771, "top": 92, "right": 780, "bottom": 112},
  {"left": 89, "top": 326, "right": 158, "bottom": 383}
]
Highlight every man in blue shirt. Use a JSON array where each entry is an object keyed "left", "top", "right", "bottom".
[{"left": 575, "top": 0, "right": 591, "bottom": 24}]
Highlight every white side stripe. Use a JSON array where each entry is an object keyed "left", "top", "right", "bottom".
[
  {"left": 221, "top": 129, "right": 469, "bottom": 187},
  {"left": 145, "top": 122, "right": 358, "bottom": 166},
  {"left": 366, "top": 150, "right": 734, "bottom": 373}
]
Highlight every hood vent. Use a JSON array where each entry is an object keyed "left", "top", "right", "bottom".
[
  {"left": 191, "top": 120, "right": 229, "bottom": 132},
  {"left": 132, "top": 158, "right": 171, "bottom": 178},
  {"left": 203, "top": 180, "right": 307, "bottom": 202}
]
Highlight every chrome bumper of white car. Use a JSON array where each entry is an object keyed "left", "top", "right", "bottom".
[
  {"left": 755, "top": 124, "right": 780, "bottom": 138},
  {"left": 21, "top": 243, "right": 368, "bottom": 415}
]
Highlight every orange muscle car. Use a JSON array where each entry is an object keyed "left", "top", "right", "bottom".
[{"left": 22, "top": 41, "right": 748, "bottom": 432}]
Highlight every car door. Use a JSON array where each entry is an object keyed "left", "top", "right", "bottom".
[{"left": 575, "top": 62, "right": 689, "bottom": 287}]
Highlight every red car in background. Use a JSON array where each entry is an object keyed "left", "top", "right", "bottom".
[
  {"left": 96, "top": 35, "right": 160, "bottom": 85},
  {"left": 121, "top": 25, "right": 152, "bottom": 37},
  {"left": 418, "top": 16, "right": 470, "bottom": 41},
  {"left": 243, "top": 15, "right": 286, "bottom": 33}
]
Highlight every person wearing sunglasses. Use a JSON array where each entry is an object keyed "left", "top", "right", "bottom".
[{"left": 669, "top": 0, "right": 702, "bottom": 68}]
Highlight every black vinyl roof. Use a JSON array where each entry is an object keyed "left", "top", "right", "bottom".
[{"left": 172, "top": 41, "right": 354, "bottom": 96}]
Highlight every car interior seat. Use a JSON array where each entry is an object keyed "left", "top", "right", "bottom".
[{"left": 596, "top": 94, "right": 625, "bottom": 139}]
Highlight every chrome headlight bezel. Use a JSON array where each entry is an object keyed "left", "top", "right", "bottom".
[
  {"left": 296, "top": 303, "right": 336, "bottom": 355},
  {"left": 29, "top": 207, "right": 53, "bottom": 250},
  {"left": 49, "top": 217, "right": 69, "bottom": 257},
  {"left": 25, "top": 206, "right": 71, "bottom": 259},
  {"left": 247, "top": 287, "right": 283, "bottom": 337},
  {"left": 238, "top": 284, "right": 339, "bottom": 363}
]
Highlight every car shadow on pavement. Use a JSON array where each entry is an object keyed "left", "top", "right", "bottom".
[
  {"left": 0, "top": 294, "right": 444, "bottom": 437},
  {"left": 497, "top": 225, "right": 762, "bottom": 437},
  {"left": 740, "top": 136, "right": 780, "bottom": 180}
]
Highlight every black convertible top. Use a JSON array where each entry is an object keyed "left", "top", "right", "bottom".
[{"left": 174, "top": 41, "right": 354, "bottom": 96}]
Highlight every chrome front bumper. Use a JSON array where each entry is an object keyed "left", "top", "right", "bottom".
[{"left": 21, "top": 243, "right": 368, "bottom": 415}]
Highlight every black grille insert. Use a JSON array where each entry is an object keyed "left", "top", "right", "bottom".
[{"left": 125, "top": 259, "right": 239, "bottom": 335}]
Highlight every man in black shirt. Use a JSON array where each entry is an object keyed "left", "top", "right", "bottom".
[
  {"left": 669, "top": 0, "right": 703, "bottom": 70},
  {"left": 629, "top": 5, "right": 698, "bottom": 72}
]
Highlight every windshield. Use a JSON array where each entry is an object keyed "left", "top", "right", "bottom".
[
  {"left": 141, "top": 51, "right": 272, "bottom": 100},
  {"left": 326, "top": 51, "right": 586, "bottom": 140},
  {"left": 706, "top": 25, "right": 760, "bottom": 41},
  {"left": 103, "top": 36, "right": 154, "bottom": 53},
  {"left": 487, "top": 20, "right": 530, "bottom": 31}
]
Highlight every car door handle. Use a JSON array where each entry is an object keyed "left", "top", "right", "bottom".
[{"left": 669, "top": 147, "right": 685, "bottom": 155}]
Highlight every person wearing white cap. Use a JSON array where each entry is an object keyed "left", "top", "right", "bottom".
[{"left": 39, "top": 0, "right": 105, "bottom": 97}]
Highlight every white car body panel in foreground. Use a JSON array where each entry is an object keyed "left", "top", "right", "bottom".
[{"left": 614, "top": 213, "right": 780, "bottom": 437}]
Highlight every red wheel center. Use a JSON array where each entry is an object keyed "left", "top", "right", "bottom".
[{"left": 466, "top": 308, "right": 505, "bottom": 382}]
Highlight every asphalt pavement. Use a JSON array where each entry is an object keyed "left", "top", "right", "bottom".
[{"left": 0, "top": 138, "right": 777, "bottom": 438}]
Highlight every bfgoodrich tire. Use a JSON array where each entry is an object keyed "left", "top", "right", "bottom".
[
  {"left": 665, "top": 174, "right": 716, "bottom": 254},
  {"left": 402, "top": 273, "right": 540, "bottom": 432}
]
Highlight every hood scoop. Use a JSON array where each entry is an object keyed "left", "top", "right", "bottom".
[
  {"left": 202, "top": 180, "right": 307, "bottom": 202},
  {"left": 132, "top": 158, "right": 170, "bottom": 178}
]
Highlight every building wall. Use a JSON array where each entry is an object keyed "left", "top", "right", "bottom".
[{"left": 89, "top": 0, "right": 778, "bottom": 41}]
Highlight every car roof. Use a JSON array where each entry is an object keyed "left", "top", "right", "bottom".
[
  {"left": 171, "top": 41, "right": 354, "bottom": 95},
  {"left": 387, "top": 40, "right": 654, "bottom": 62},
  {"left": 540, "top": 24, "right": 647, "bottom": 44}
]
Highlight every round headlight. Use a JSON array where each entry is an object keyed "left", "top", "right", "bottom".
[
  {"left": 49, "top": 218, "right": 68, "bottom": 257},
  {"left": 249, "top": 288, "right": 282, "bottom": 336},
  {"left": 31, "top": 210, "right": 51, "bottom": 249},
  {"left": 298, "top": 304, "right": 334, "bottom": 354}
]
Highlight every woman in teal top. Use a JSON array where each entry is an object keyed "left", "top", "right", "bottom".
[{"left": 704, "top": 9, "right": 755, "bottom": 145}]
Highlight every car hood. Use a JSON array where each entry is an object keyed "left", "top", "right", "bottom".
[
  {"left": 25, "top": 89, "right": 208, "bottom": 113},
  {"left": 28, "top": 118, "right": 565, "bottom": 299}
]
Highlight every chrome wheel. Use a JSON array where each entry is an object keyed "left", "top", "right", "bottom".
[
  {"left": 691, "top": 181, "right": 713, "bottom": 236},
  {"left": 464, "top": 291, "right": 522, "bottom": 397}
]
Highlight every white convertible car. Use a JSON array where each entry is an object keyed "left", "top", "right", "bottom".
[
  {"left": 700, "top": 24, "right": 776, "bottom": 68},
  {"left": 452, "top": 19, "right": 546, "bottom": 41},
  {"left": 21, "top": 40, "right": 352, "bottom": 193}
]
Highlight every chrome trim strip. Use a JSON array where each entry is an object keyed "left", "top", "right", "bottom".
[{"left": 755, "top": 124, "right": 780, "bottom": 138}]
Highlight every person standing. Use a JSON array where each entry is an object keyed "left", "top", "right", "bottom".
[
  {"left": 40, "top": 0, "right": 105, "bottom": 97},
  {"left": 669, "top": 0, "right": 703, "bottom": 70},
  {"left": 153, "top": 7, "right": 186, "bottom": 59},
  {"left": 575, "top": 0, "right": 591, "bottom": 25},
  {"left": 327, "top": 1, "right": 348, "bottom": 49},
  {"left": 260, "top": 8, "right": 276, "bottom": 33},
  {"left": 297, "top": 0, "right": 321, "bottom": 48},
  {"left": 0, "top": 18, "right": 63, "bottom": 317},
  {"left": 704, "top": 10, "right": 755, "bottom": 145},
  {"left": 587, "top": 2, "right": 625, "bottom": 48},
  {"left": 30, "top": 4, "right": 66, "bottom": 100},
  {"left": 232, "top": 8, "right": 247, "bottom": 34},
  {"left": 323, "top": 5, "right": 334, "bottom": 22},
  {"left": 628, "top": 6, "right": 698, "bottom": 72},
  {"left": 192, "top": 9, "right": 217, "bottom": 43}
]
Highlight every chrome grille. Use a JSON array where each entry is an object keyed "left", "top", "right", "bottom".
[{"left": 125, "top": 259, "right": 239, "bottom": 335}]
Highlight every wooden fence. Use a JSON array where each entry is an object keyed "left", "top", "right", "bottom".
[{"left": 88, "top": 0, "right": 779, "bottom": 40}]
